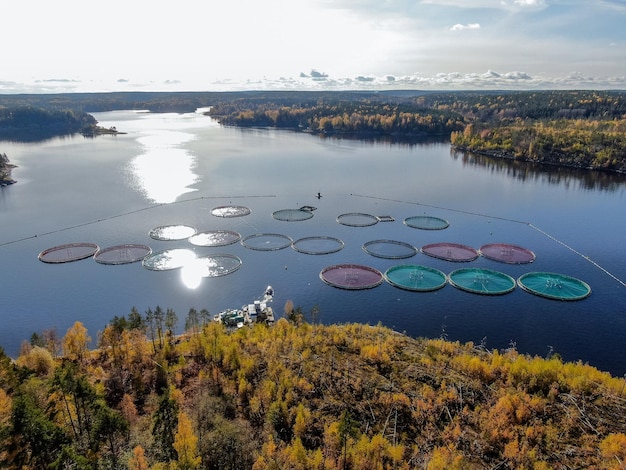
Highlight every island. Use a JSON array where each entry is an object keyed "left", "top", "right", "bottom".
[{"left": 81, "top": 124, "right": 127, "bottom": 137}]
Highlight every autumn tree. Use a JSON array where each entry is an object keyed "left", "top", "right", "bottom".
[
  {"left": 62, "top": 321, "right": 91, "bottom": 364},
  {"left": 173, "top": 411, "right": 201, "bottom": 469},
  {"left": 128, "top": 445, "right": 150, "bottom": 470}
]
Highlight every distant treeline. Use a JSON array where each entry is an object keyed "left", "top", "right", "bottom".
[
  {"left": 207, "top": 90, "right": 626, "bottom": 172},
  {"left": 208, "top": 97, "right": 465, "bottom": 137},
  {"left": 0, "top": 106, "right": 96, "bottom": 141},
  {"left": 1, "top": 90, "right": 625, "bottom": 172}
]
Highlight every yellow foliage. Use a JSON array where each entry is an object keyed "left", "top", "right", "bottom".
[
  {"left": 173, "top": 411, "right": 201, "bottom": 469},
  {"left": 16, "top": 345, "right": 56, "bottom": 376},
  {"left": 128, "top": 445, "right": 150, "bottom": 470},
  {"left": 599, "top": 433, "right": 626, "bottom": 466},
  {"left": 62, "top": 321, "right": 91, "bottom": 363},
  {"left": 0, "top": 388, "right": 12, "bottom": 428},
  {"left": 294, "top": 402, "right": 311, "bottom": 440},
  {"left": 427, "top": 446, "right": 468, "bottom": 469}
]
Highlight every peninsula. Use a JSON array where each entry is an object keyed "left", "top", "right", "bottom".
[{"left": 0, "top": 152, "right": 16, "bottom": 186}]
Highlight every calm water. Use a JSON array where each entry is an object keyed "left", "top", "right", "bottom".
[{"left": 1, "top": 110, "right": 625, "bottom": 375}]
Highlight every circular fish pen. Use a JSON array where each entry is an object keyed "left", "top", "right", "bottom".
[
  {"left": 363, "top": 240, "right": 417, "bottom": 259},
  {"left": 404, "top": 216, "right": 450, "bottom": 230},
  {"left": 149, "top": 224, "right": 196, "bottom": 241},
  {"left": 480, "top": 243, "right": 536, "bottom": 264},
  {"left": 292, "top": 236, "right": 344, "bottom": 255},
  {"left": 211, "top": 205, "right": 251, "bottom": 218},
  {"left": 421, "top": 242, "right": 479, "bottom": 262},
  {"left": 320, "top": 264, "right": 384, "bottom": 290},
  {"left": 142, "top": 248, "right": 197, "bottom": 271},
  {"left": 448, "top": 268, "right": 517, "bottom": 295},
  {"left": 272, "top": 208, "right": 314, "bottom": 222},
  {"left": 517, "top": 272, "right": 591, "bottom": 301},
  {"left": 337, "top": 212, "right": 379, "bottom": 227},
  {"left": 189, "top": 230, "right": 241, "bottom": 247},
  {"left": 185, "top": 254, "right": 242, "bottom": 278},
  {"left": 38, "top": 242, "right": 100, "bottom": 263},
  {"left": 384, "top": 265, "right": 447, "bottom": 292},
  {"left": 94, "top": 244, "right": 152, "bottom": 265},
  {"left": 241, "top": 233, "right": 293, "bottom": 251}
]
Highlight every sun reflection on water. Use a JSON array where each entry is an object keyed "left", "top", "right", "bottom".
[{"left": 128, "top": 130, "right": 198, "bottom": 203}]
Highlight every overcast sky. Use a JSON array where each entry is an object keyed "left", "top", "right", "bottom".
[{"left": 1, "top": 0, "right": 625, "bottom": 93}]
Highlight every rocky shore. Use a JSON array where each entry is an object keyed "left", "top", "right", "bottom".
[{"left": 0, "top": 153, "right": 16, "bottom": 186}]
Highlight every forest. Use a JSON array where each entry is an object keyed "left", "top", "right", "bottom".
[
  {"left": 2, "top": 305, "right": 626, "bottom": 469},
  {"left": 1, "top": 90, "right": 625, "bottom": 172},
  {"left": 0, "top": 106, "right": 96, "bottom": 141},
  {"left": 206, "top": 90, "right": 626, "bottom": 173}
]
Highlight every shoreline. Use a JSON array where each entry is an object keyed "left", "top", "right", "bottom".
[
  {"left": 0, "top": 159, "right": 16, "bottom": 186},
  {"left": 451, "top": 144, "right": 626, "bottom": 176}
]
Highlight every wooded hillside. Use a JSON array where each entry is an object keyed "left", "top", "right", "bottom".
[
  {"left": 3, "top": 306, "right": 626, "bottom": 469},
  {"left": 0, "top": 106, "right": 96, "bottom": 141}
]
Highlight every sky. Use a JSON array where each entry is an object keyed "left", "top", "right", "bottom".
[{"left": 1, "top": 0, "right": 625, "bottom": 93}]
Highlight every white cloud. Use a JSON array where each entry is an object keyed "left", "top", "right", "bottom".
[
  {"left": 0, "top": 0, "right": 624, "bottom": 94},
  {"left": 450, "top": 23, "right": 481, "bottom": 30},
  {"left": 514, "top": 0, "right": 545, "bottom": 7},
  {"left": 2, "top": 69, "right": 626, "bottom": 94}
]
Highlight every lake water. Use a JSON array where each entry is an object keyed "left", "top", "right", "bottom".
[{"left": 1, "top": 110, "right": 625, "bottom": 376}]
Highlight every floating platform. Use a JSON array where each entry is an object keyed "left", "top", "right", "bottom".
[
  {"left": 404, "top": 216, "right": 450, "bottom": 230},
  {"left": 448, "top": 268, "right": 516, "bottom": 295},
  {"left": 292, "top": 236, "right": 344, "bottom": 255},
  {"left": 189, "top": 230, "right": 241, "bottom": 247},
  {"left": 94, "top": 244, "right": 152, "bottom": 265},
  {"left": 363, "top": 239, "right": 417, "bottom": 259},
  {"left": 384, "top": 265, "right": 447, "bottom": 292},
  {"left": 517, "top": 272, "right": 591, "bottom": 301},
  {"left": 320, "top": 264, "right": 384, "bottom": 290},
  {"left": 421, "top": 242, "right": 479, "bottom": 262},
  {"left": 211, "top": 205, "right": 251, "bottom": 218},
  {"left": 149, "top": 224, "right": 196, "bottom": 241},
  {"left": 38, "top": 242, "right": 100, "bottom": 263},
  {"left": 480, "top": 243, "right": 536, "bottom": 264}
]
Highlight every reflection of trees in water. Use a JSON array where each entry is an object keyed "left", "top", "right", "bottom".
[
  {"left": 319, "top": 133, "right": 448, "bottom": 148},
  {"left": 451, "top": 149, "right": 626, "bottom": 192}
]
